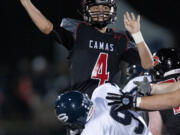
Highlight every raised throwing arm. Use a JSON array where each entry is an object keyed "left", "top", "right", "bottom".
[{"left": 20, "top": 0, "right": 53, "bottom": 34}]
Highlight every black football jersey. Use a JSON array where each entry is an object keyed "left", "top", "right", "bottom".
[
  {"left": 50, "top": 18, "right": 140, "bottom": 96},
  {"left": 157, "top": 73, "right": 180, "bottom": 135}
]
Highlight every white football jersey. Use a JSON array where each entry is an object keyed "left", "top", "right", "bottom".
[{"left": 81, "top": 80, "right": 152, "bottom": 135}]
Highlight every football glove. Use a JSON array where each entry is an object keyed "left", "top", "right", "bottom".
[
  {"left": 106, "top": 91, "right": 137, "bottom": 111},
  {"left": 133, "top": 77, "right": 152, "bottom": 96}
]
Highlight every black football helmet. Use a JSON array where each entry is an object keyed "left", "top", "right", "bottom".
[
  {"left": 82, "top": 0, "right": 117, "bottom": 28},
  {"left": 150, "top": 48, "right": 180, "bottom": 81},
  {"left": 55, "top": 91, "right": 93, "bottom": 129}
]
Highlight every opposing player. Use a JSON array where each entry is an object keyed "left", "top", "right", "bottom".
[
  {"left": 106, "top": 48, "right": 180, "bottom": 135},
  {"left": 145, "top": 48, "right": 180, "bottom": 135},
  {"left": 106, "top": 77, "right": 180, "bottom": 110},
  {"left": 20, "top": 0, "right": 153, "bottom": 97},
  {"left": 55, "top": 83, "right": 152, "bottom": 135}
]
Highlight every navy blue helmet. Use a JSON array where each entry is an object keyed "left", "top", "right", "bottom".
[
  {"left": 150, "top": 48, "right": 180, "bottom": 81},
  {"left": 126, "top": 64, "right": 148, "bottom": 80},
  {"left": 55, "top": 91, "right": 93, "bottom": 129},
  {"left": 82, "top": 0, "right": 117, "bottom": 28}
]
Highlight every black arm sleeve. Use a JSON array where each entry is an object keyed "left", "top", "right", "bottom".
[
  {"left": 49, "top": 26, "right": 74, "bottom": 50},
  {"left": 121, "top": 41, "right": 141, "bottom": 65},
  {"left": 48, "top": 18, "right": 80, "bottom": 50}
]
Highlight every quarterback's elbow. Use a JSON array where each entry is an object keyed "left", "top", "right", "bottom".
[{"left": 40, "top": 24, "right": 53, "bottom": 35}]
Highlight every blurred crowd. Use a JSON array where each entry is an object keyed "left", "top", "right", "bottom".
[{"left": 0, "top": 56, "right": 70, "bottom": 135}]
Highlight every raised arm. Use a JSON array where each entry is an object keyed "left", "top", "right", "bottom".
[
  {"left": 124, "top": 12, "right": 153, "bottom": 69},
  {"left": 20, "top": 0, "right": 53, "bottom": 34}
]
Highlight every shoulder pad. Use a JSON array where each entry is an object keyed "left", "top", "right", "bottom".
[{"left": 60, "top": 18, "right": 81, "bottom": 33}]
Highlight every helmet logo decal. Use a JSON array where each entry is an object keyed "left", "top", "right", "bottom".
[
  {"left": 57, "top": 113, "right": 69, "bottom": 123},
  {"left": 153, "top": 56, "right": 159, "bottom": 66}
]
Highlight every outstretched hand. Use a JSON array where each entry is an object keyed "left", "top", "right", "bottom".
[
  {"left": 106, "top": 91, "right": 136, "bottom": 111},
  {"left": 124, "top": 11, "right": 140, "bottom": 34},
  {"left": 133, "top": 77, "right": 152, "bottom": 96}
]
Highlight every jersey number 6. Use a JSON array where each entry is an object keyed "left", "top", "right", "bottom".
[
  {"left": 91, "top": 53, "right": 109, "bottom": 86},
  {"left": 110, "top": 108, "right": 145, "bottom": 134}
]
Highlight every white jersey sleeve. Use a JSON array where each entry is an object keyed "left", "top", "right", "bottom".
[{"left": 81, "top": 83, "right": 152, "bottom": 135}]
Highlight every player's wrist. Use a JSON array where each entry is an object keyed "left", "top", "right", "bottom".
[
  {"left": 148, "top": 83, "right": 153, "bottom": 95},
  {"left": 20, "top": 0, "right": 31, "bottom": 7},
  {"left": 135, "top": 97, "right": 142, "bottom": 108},
  {"left": 131, "top": 31, "right": 144, "bottom": 44}
]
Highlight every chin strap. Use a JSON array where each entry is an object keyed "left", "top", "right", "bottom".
[
  {"left": 91, "top": 21, "right": 108, "bottom": 29},
  {"left": 66, "top": 126, "right": 83, "bottom": 135},
  {"left": 68, "top": 129, "right": 82, "bottom": 135}
]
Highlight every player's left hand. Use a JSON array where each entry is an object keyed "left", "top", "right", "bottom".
[
  {"left": 106, "top": 91, "right": 136, "bottom": 111},
  {"left": 124, "top": 11, "right": 140, "bottom": 34}
]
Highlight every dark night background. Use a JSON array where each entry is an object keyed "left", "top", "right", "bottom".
[{"left": 1, "top": 0, "right": 180, "bottom": 135}]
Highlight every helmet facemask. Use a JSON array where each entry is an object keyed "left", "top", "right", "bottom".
[{"left": 82, "top": 0, "right": 117, "bottom": 29}]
